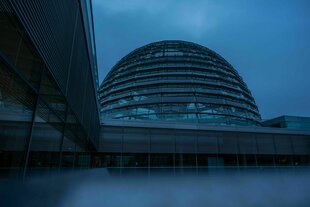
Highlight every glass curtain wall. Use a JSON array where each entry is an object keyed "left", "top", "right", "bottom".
[
  {"left": 98, "top": 125, "right": 310, "bottom": 176},
  {"left": 0, "top": 4, "right": 91, "bottom": 179}
]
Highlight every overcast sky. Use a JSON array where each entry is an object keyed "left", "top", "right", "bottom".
[{"left": 92, "top": 0, "right": 310, "bottom": 120}]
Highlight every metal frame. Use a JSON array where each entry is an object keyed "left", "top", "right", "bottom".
[{"left": 99, "top": 40, "right": 261, "bottom": 126}]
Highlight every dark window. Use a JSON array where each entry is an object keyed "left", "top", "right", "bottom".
[
  {"left": 238, "top": 154, "right": 257, "bottom": 166},
  {"left": 197, "top": 154, "right": 218, "bottom": 167},
  {"left": 150, "top": 153, "right": 174, "bottom": 167},
  {"left": 218, "top": 154, "right": 238, "bottom": 166},
  {"left": 292, "top": 155, "right": 310, "bottom": 166},
  {"left": 100, "top": 153, "right": 121, "bottom": 167},
  {"left": 256, "top": 155, "right": 274, "bottom": 166},
  {"left": 122, "top": 153, "right": 148, "bottom": 167},
  {"left": 175, "top": 153, "right": 196, "bottom": 167},
  {"left": 275, "top": 155, "right": 292, "bottom": 166}
]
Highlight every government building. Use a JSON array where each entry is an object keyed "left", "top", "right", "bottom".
[
  {"left": 97, "top": 40, "right": 310, "bottom": 176},
  {"left": 0, "top": 0, "right": 309, "bottom": 179}
]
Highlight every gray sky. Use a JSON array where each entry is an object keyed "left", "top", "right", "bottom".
[{"left": 92, "top": 0, "right": 310, "bottom": 119}]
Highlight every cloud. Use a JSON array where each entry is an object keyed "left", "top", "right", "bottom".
[{"left": 94, "top": 0, "right": 168, "bottom": 15}]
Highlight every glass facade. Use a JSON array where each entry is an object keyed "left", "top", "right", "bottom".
[
  {"left": 263, "top": 115, "right": 310, "bottom": 130},
  {"left": 0, "top": 0, "right": 99, "bottom": 179},
  {"left": 1, "top": 1, "right": 309, "bottom": 182},
  {"left": 97, "top": 122, "right": 310, "bottom": 176},
  {"left": 100, "top": 40, "right": 261, "bottom": 126}
]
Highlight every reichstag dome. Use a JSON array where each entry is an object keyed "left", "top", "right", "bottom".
[{"left": 99, "top": 40, "right": 261, "bottom": 126}]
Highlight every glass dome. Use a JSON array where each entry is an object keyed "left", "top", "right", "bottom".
[{"left": 99, "top": 40, "right": 261, "bottom": 126}]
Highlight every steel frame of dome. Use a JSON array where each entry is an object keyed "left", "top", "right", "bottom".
[{"left": 99, "top": 40, "right": 261, "bottom": 126}]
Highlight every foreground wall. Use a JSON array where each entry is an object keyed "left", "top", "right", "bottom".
[
  {"left": 98, "top": 120, "right": 310, "bottom": 176},
  {"left": 0, "top": 0, "right": 99, "bottom": 179}
]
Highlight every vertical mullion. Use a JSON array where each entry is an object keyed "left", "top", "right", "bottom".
[
  {"left": 148, "top": 128, "right": 151, "bottom": 177},
  {"left": 195, "top": 134, "right": 198, "bottom": 176},
  {"left": 236, "top": 134, "right": 241, "bottom": 171},
  {"left": 173, "top": 128, "right": 176, "bottom": 176},
  {"left": 58, "top": 102, "right": 68, "bottom": 170}
]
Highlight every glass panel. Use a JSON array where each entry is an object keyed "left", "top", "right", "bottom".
[
  {"left": 256, "top": 155, "right": 274, "bottom": 166},
  {"left": 218, "top": 154, "right": 238, "bottom": 166},
  {"left": 39, "top": 70, "right": 66, "bottom": 120},
  {"left": 0, "top": 10, "right": 21, "bottom": 63},
  {"left": 197, "top": 154, "right": 218, "bottom": 167},
  {"left": 122, "top": 153, "right": 148, "bottom": 167},
  {"left": 274, "top": 135, "right": 293, "bottom": 155},
  {"left": 0, "top": 10, "right": 43, "bottom": 89},
  {"left": 123, "top": 128, "right": 149, "bottom": 153},
  {"left": 238, "top": 133, "right": 257, "bottom": 154},
  {"left": 291, "top": 135, "right": 309, "bottom": 155},
  {"left": 150, "top": 153, "right": 174, "bottom": 167},
  {"left": 292, "top": 155, "right": 310, "bottom": 166},
  {"left": 75, "top": 152, "right": 90, "bottom": 169},
  {"left": 0, "top": 60, "right": 36, "bottom": 179},
  {"left": 100, "top": 153, "right": 121, "bottom": 167},
  {"left": 197, "top": 132, "right": 218, "bottom": 153},
  {"left": 100, "top": 126, "right": 123, "bottom": 152},
  {"left": 27, "top": 100, "right": 63, "bottom": 176},
  {"left": 218, "top": 132, "right": 238, "bottom": 154},
  {"left": 275, "top": 155, "right": 293, "bottom": 166},
  {"left": 65, "top": 108, "right": 86, "bottom": 150},
  {"left": 175, "top": 131, "right": 196, "bottom": 153},
  {"left": 15, "top": 34, "right": 43, "bottom": 89},
  {"left": 256, "top": 133, "right": 275, "bottom": 154},
  {"left": 238, "top": 154, "right": 257, "bottom": 166},
  {"left": 175, "top": 153, "right": 196, "bottom": 167},
  {"left": 150, "top": 129, "right": 174, "bottom": 153},
  {"left": 60, "top": 145, "right": 75, "bottom": 170}
]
